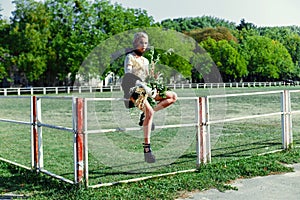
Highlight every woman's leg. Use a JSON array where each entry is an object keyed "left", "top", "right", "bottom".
[
  {"left": 143, "top": 100, "right": 154, "bottom": 144},
  {"left": 153, "top": 91, "right": 177, "bottom": 112},
  {"left": 142, "top": 100, "right": 156, "bottom": 163}
]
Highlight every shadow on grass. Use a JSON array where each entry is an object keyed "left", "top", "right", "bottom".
[
  {"left": 85, "top": 139, "right": 283, "bottom": 184},
  {"left": 212, "top": 139, "right": 282, "bottom": 158},
  {"left": 0, "top": 162, "right": 74, "bottom": 199},
  {"left": 84, "top": 152, "right": 197, "bottom": 185},
  {"left": 88, "top": 154, "right": 195, "bottom": 176}
]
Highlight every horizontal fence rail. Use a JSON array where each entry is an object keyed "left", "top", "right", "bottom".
[
  {"left": 84, "top": 97, "right": 198, "bottom": 135},
  {"left": 207, "top": 90, "right": 286, "bottom": 125},
  {"left": 1, "top": 81, "right": 299, "bottom": 96},
  {"left": 0, "top": 118, "right": 32, "bottom": 126}
]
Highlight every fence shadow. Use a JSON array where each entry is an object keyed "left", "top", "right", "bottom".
[{"left": 212, "top": 139, "right": 282, "bottom": 159}]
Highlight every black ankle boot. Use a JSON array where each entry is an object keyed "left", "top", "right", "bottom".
[{"left": 143, "top": 143, "right": 156, "bottom": 163}]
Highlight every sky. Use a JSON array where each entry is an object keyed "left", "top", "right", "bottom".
[{"left": 1, "top": 0, "right": 300, "bottom": 27}]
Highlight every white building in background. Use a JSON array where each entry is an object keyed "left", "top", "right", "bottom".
[
  {"left": 75, "top": 72, "right": 119, "bottom": 87},
  {"left": 74, "top": 70, "right": 187, "bottom": 88}
]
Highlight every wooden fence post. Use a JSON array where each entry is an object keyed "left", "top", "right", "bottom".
[
  {"left": 197, "top": 97, "right": 211, "bottom": 168},
  {"left": 74, "top": 98, "right": 84, "bottom": 184}
]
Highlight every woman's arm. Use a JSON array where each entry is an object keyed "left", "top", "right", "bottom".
[{"left": 124, "top": 54, "right": 133, "bottom": 73}]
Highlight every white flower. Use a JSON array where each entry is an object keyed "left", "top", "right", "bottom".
[{"left": 147, "top": 47, "right": 174, "bottom": 82}]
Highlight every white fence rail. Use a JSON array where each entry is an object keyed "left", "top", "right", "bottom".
[{"left": 0, "top": 81, "right": 299, "bottom": 96}]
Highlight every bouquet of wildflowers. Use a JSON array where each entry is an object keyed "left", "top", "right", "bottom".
[
  {"left": 131, "top": 46, "right": 174, "bottom": 109},
  {"left": 144, "top": 47, "right": 174, "bottom": 107},
  {"left": 146, "top": 46, "right": 174, "bottom": 84}
]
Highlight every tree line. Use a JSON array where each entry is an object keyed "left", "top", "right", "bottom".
[{"left": 0, "top": 0, "right": 300, "bottom": 87}]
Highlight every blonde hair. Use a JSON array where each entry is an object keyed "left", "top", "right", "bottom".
[{"left": 133, "top": 32, "right": 148, "bottom": 48}]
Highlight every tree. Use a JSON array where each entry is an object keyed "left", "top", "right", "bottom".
[
  {"left": 5, "top": 0, "right": 154, "bottom": 86},
  {"left": 0, "top": 47, "right": 9, "bottom": 80},
  {"left": 241, "top": 36, "right": 296, "bottom": 81},
  {"left": 92, "top": 0, "right": 154, "bottom": 36},
  {"left": 284, "top": 34, "right": 300, "bottom": 79},
  {"left": 259, "top": 27, "right": 300, "bottom": 79},
  {"left": 9, "top": 0, "right": 51, "bottom": 86},
  {"left": 185, "top": 27, "right": 238, "bottom": 43},
  {"left": 236, "top": 18, "right": 257, "bottom": 31},
  {"left": 89, "top": 0, "right": 155, "bottom": 81},
  {"left": 0, "top": 14, "right": 10, "bottom": 82},
  {"left": 161, "top": 16, "right": 236, "bottom": 32},
  {"left": 44, "top": 0, "right": 101, "bottom": 86},
  {"left": 200, "top": 38, "right": 248, "bottom": 82}
]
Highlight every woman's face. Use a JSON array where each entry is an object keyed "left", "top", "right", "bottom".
[{"left": 136, "top": 37, "right": 148, "bottom": 53}]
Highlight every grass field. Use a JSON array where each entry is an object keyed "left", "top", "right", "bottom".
[{"left": 1, "top": 86, "right": 300, "bottom": 199}]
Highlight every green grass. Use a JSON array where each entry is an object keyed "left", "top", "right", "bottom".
[
  {"left": 1, "top": 148, "right": 300, "bottom": 199},
  {"left": 1, "top": 86, "right": 300, "bottom": 199}
]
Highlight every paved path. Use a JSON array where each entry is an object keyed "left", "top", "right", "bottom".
[{"left": 177, "top": 163, "right": 300, "bottom": 200}]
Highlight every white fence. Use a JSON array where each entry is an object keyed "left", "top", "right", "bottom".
[
  {"left": 0, "top": 90, "right": 299, "bottom": 187},
  {"left": 0, "top": 96, "right": 82, "bottom": 184},
  {"left": 205, "top": 90, "right": 300, "bottom": 159},
  {"left": 0, "top": 81, "right": 299, "bottom": 96},
  {"left": 82, "top": 96, "right": 201, "bottom": 188},
  {"left": 76, "top": 90, "right": 299, "bottom": 188}
]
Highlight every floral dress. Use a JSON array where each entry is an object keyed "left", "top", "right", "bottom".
[
  {"left": 124, "top": 52, "right": 149, "bottom": 82},
  {"left": 123, "top": 52, "right": 169, "bottom": 109}
]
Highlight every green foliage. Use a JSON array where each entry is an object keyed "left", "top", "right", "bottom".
[
  {"left": 259, "top": 27, "right": 300, "bottom": 78},
  {"left": 8, "top": 0, "right": 51, "bottom": 84},
  {"left": 1, "top": 1, "right": 300, "bottom": 86},
  {"left": 0, "top": 19, "right": 10, "bottom": 80},
  {"left": 200, "top": 38, "right": 248, "bottom": 81},
  {"left": 241, "top": 36, "right": 296, "bottom": 81},
  {"left": 161, "top": 16, "right": 236, "bottom": 32},
  {"left": 185, "top": 27, "right": 238, "bottom": 43},
  {"left": 1, "top": 0, "right": 154, "bottom": 86},
  {"left": 236, "top": 18, "right": 257, "bottom": 31},
  {"left": 46, "top": 0, "right": 154, "bottom": 84},
  {"left": 144, "top": 48, "right": 192, "bottom": 82},
  {"left": 0, "top": 47, "right": 9, "bottom": 79},
  {"left": 92, "top": 0, "right": 154, "bottom": 35}
]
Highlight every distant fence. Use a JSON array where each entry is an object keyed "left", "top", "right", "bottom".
[{"left": 0, "top": 81, "right": 299, "bottom": 96}]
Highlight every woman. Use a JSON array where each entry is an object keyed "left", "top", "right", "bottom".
[{"left": 122, "top": 32, "right": 177, "bottom": 163}]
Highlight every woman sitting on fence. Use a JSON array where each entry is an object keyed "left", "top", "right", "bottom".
[{"left": 121, "top": 32, "right": 177, "bottom": 163}]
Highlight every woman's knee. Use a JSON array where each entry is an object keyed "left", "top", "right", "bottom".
[
  {"left": 169, "top": 91, "right": 177, "bottom": 103},
  {"left": 144, "top": 105, "right": 154, "bottom": 119},
  {"left": 173, "top": 92, "right": 178, "bottom": 102},
  {"left": 146, "top": 108, "right": 154, "bottom": 118}
]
